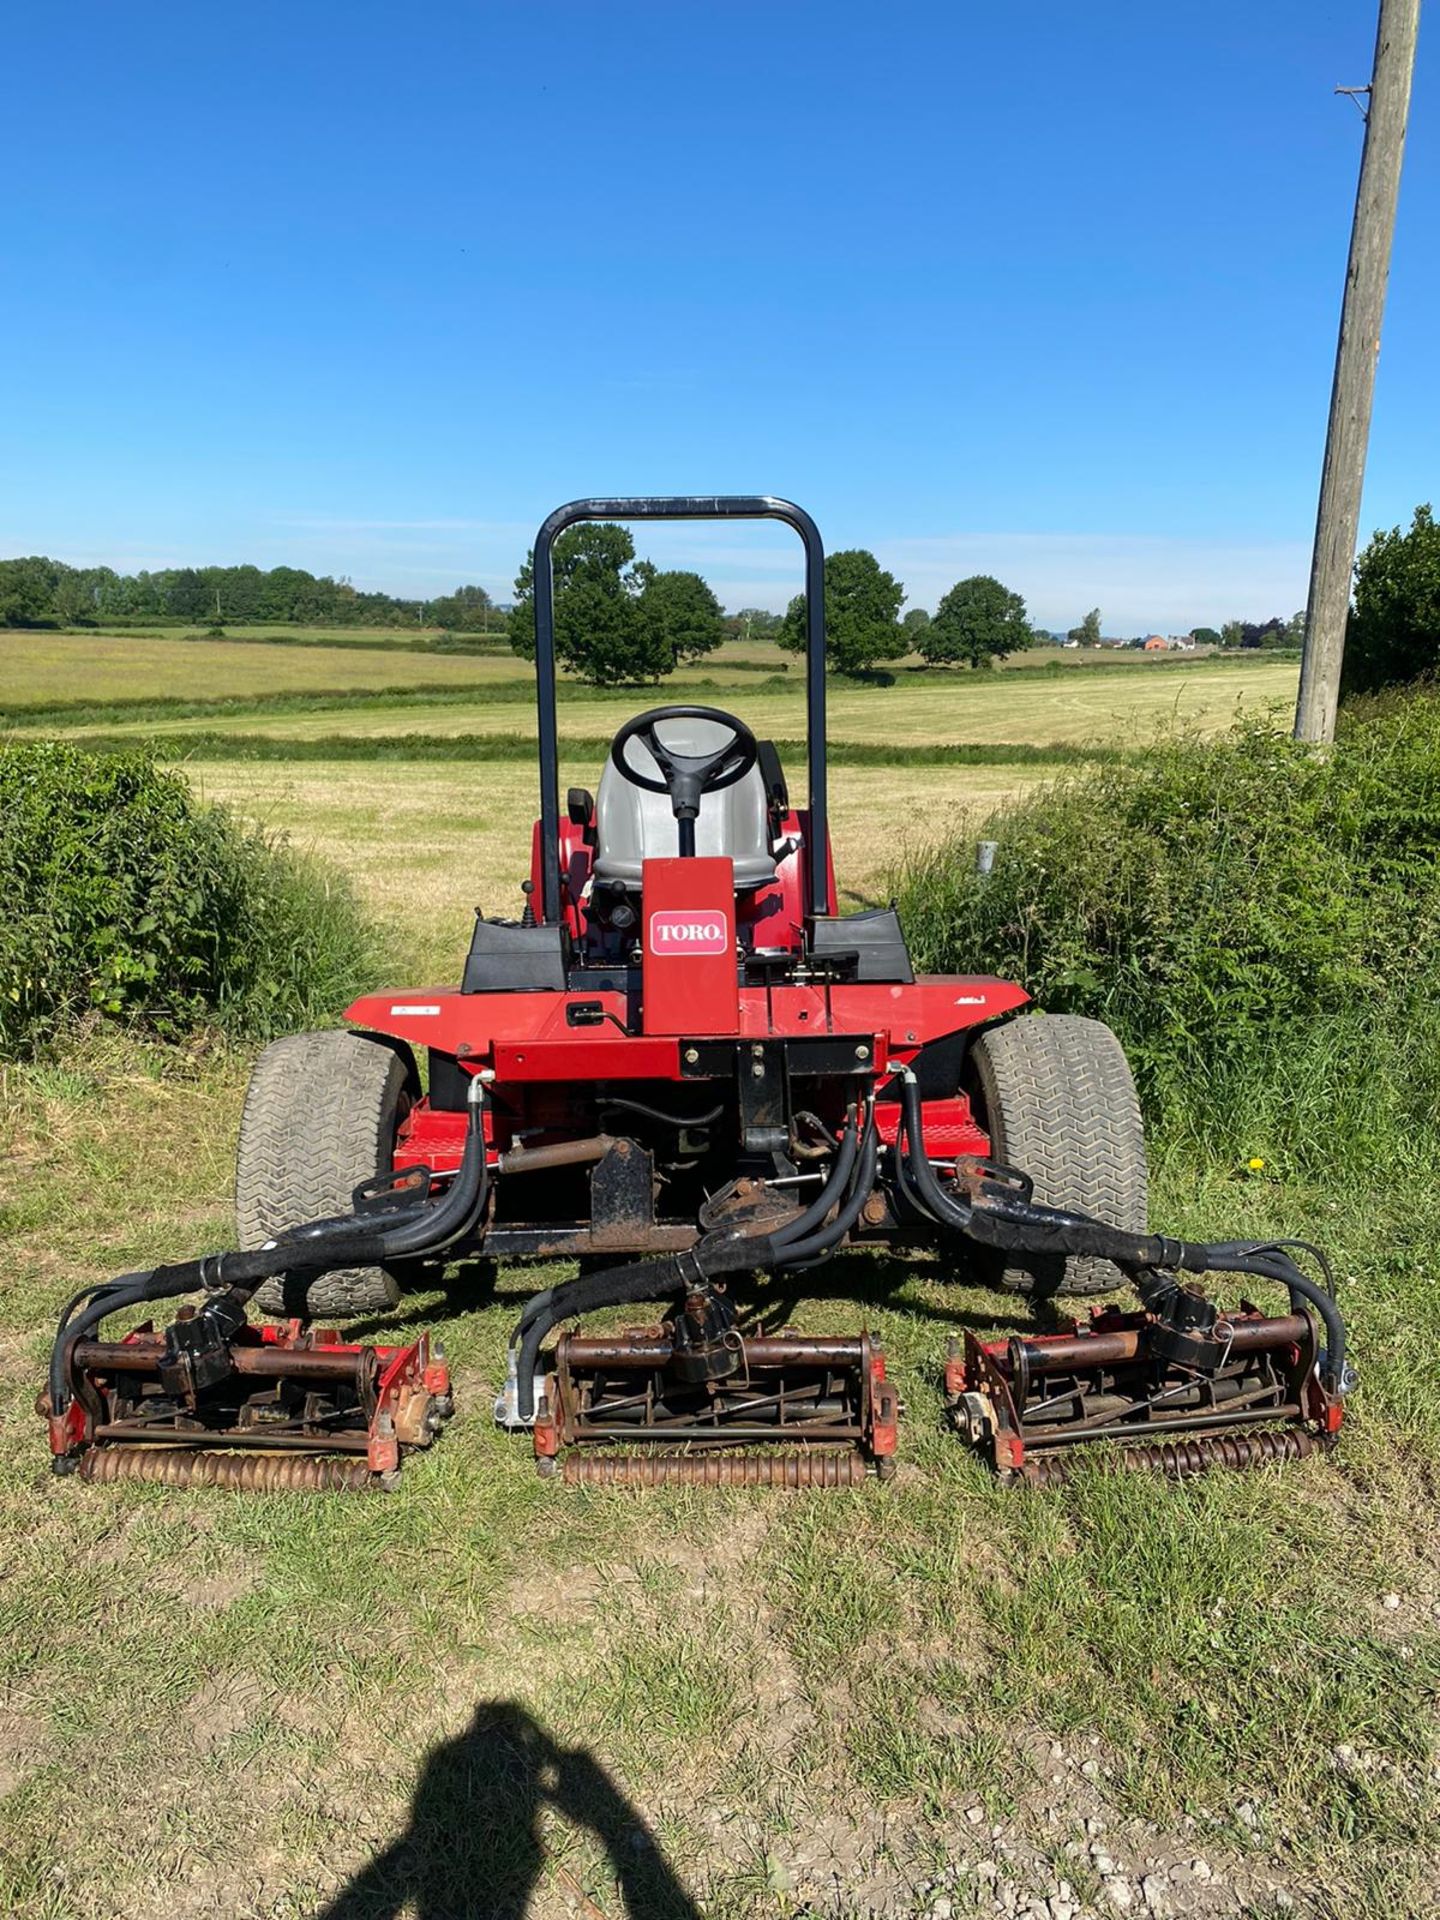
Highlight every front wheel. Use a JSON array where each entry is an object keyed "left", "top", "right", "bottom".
[
  {"left": 235, "top": 1030, "right": 412, "bottom": 1319},
  {"left": 967, "top": 1014, "right": 1148, "bottom": 1296}
]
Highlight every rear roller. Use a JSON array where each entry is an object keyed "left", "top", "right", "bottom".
[{"left": 530, "top": 1316, "right": 899, "bottom": 1486}]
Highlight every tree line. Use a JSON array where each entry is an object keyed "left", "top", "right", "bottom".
[
  {"left": 0, "top": 555, "right": 502, "bottom": 633},
  {"left": 0, "top": 531, "right": 1046, "bottom": 679},
  {"left": 8, "top": 503, "right": 1433, "bottom": 693}
]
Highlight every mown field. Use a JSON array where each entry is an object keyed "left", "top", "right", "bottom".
[{"left": 3, "top": 632, "right": 1432, "bottom": 1920}]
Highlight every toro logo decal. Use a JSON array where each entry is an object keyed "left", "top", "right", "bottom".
[{"left": 648, "top": 911, "right": 729, "bottom": 957}]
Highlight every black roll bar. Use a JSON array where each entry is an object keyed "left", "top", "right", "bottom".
[{"left": 530, "top": 496, "right": 828, "bottom": 925}]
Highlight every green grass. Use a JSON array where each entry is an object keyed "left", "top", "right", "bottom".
[
  {"left": 22, "top": 661, "right": 1296, "bottom": 756},
  {"left": 53, "top": 727, "right": 1129, "bottom": 768},
  {"left": 0, "top": 1038, "right": 1435, "bottom": 1917}
]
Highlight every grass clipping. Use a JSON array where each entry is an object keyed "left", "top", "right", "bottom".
[
  {"left": 896, "top": 695, "right": 1440, "bottom": 1177},
  {"left": 0, "top": 740, "right": 379, "bottom": 1056}
]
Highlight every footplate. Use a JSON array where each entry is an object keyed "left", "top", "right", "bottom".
[
  {"left": 42, "top": 1319, "right": 454, "bottom": 1490},
  {"left": 947, "top": 1304, "right": 1343, "bottom": 1486},
  {"left": 532, "top": 1327, "right": 899, "bottom": 1486}
]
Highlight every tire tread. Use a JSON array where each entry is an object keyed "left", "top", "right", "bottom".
[
  {"left": 235, "top": 1031, "right": 408, "bottom": 1318},
  {"left": 970, "top": 1014, "right": 1147, "bottom": 1295}
]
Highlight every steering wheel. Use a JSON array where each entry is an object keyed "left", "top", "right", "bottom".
[{"left": 610, "top": 705, "right": 759, "bottom": 827}]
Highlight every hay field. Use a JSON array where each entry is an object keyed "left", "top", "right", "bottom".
[
  {"left": 53, "top": 659, "right": 1299, "bottom": 751},
  {"left": 192, "top": 758, "right": 1055, "bottom": 981}
]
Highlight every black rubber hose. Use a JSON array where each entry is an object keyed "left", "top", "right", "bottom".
[
  {"left": 888, "top": 1127, "right": 935, "bottom": 1230},
  {"left": 161, "top": 1083, "right": 489, "bottom": 1294},
  {"left": 769, "top": 1105, "right": 862, "bottom": 1249},
  {"left": 772, "top": 1114, "right": 878, "bottom": 1267},
  {"left": 366, "top": 1084, "right": 490, "bottom": 1258},
  {"left": 510, "top": 1105, "right": 863, "bottom": 1346},
  {"left": 511, "top": 1253, "right": 692, "bottom": 1420},
  {"left": 1201, "top": 1249, "right": 1347, "bottom": 1390},
  {"left": 599, "top": 1095, "right": 726, "bottom": 1130},
  {"left": 50, "top": 1082, "right": 492, "bottom": 1419},
  {"left": 896, "top": 1077, "right": 975, "bottom": 1232},
  {"left": 510, "top": 1108, "right": 880, "bottom": 1421},
  {"left": 48, "top": 1267, "right": 215, "bottom": 1415},
  {"left": 894, "top": 1073, "right": 1348, "bottom": 1392},
  {"left": 764, "top": 1116, "right": 880, "bottom": 1272}
]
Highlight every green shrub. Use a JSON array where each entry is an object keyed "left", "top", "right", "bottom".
[
  {"left": 894, "top": 699, "right": 1440, "bottom": 1176},
  {"left": 0, "top": 742, "right": 379, "bottom": 1056}
]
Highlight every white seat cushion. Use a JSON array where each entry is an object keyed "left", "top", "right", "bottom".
[{"left": 593, "top": 717, "right": 777, "bottom": 888}]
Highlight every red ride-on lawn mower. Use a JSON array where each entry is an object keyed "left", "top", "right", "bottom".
[{"left": 42, "top": 497, "right": 1353, "bottom": 1490}]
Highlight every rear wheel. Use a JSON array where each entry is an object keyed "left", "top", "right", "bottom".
[
  {"left": 967, "top": 1014, "right": 1147, "bottom": 1296},
  {"left": 235, "top": 1030, "right": 412, "bottom": 1319}
]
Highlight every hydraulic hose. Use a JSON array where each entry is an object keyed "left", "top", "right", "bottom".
[
  {"left": 49, "top": 1077, "right": 491, "bottom": 1419},
  {"left": 506, "top": 1104, "right": 879, "bottom": 1423},
  {"left": 509, "top": 1103, "right": 864, "bottom": 1348},
  {"left": 48, "top": 1270, "right": 201, "bottom": 1417},
  {"left": 769, "top": 1104, "right": 864, "bottom": 1252},
  {"left": 1197, "top": 1248, "right": 1348, "bottom": 1390},
  {"left": 892, "top": 1071, "right": 1348, "bottom": 1393},
  {"left": 771, "top": 1111, "right": 877, "bottom": 1267}
]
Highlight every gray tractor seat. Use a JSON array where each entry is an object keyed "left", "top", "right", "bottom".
[{"left": 593, "top": 716, "right": 778, "bottom": 888}]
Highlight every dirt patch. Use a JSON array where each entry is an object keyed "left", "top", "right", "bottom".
[
  {"left": 174, "top": 1561, "right": 258, "bottom": 1611},
  {"left": 0, "top": 1700, "right": 47, "bottom": 1799},
  {"left": 184, "top": 1671, "right": 269, "bottom": 1753}
]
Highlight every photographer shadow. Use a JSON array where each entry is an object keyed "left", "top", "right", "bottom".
[{"left": 315, "top": 1700, "right": 701, "bottom": 1920}]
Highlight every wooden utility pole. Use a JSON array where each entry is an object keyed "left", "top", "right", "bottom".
[{"left": 1295, "top": 0, "right": 1421, "bottom": 743}]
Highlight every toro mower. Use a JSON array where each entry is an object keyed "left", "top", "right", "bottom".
[{"left": 41, "top": 497, "right": 1353, "bottom": 1491}]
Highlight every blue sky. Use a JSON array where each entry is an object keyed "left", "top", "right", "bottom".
[{"left": 1, "top": 2, "right": 1435, "bottom": 631}]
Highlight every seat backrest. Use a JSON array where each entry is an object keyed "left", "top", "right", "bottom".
[{"left": 593, "top": 717, "right": 777, "bottom": 888}]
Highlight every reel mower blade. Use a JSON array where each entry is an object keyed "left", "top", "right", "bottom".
[
  {"left": 42, "top": 1320, "right": 454, "bottom": 1492},
  {"left": 947, "top": 1304, "right": 1344, "bottom": 1487},
  {"left": 530, "top": 1326, "right": 899, "bottom": 1487}
]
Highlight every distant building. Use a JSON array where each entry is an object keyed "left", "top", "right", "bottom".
[{"left": 1143, "top": 634, "right": 1169, "bottom": 651}]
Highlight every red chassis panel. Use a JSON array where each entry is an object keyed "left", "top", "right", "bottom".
[
  {"left": 359, "top": 975, "right": 1025, "bottom": 1179},
  {"left": 347, "top": 977, "right": 1027, "bottom": 1071}
]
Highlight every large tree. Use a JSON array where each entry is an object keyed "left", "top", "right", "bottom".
[
  {"left": 1067, "top": 607, "right": 1102, "bottom": 647},
  {"left": 778, "top": 548, "right": 906, "bottom": 676},
  {"left": 509, "top": 524, "right": 723, "bottom": 685},
  {"left": 637, "top": 568, "right": 724, "bottom": 667},
  {"left": 1342, "top": 505, "right": 1440, "bottom": 694},
  {"left": 922, "top": 574, "right": 1035, "bottom": 668},
  {"left": 0, "top": 557, "right": 61, "bottom": 627}
]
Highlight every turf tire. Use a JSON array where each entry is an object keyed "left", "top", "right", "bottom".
[
  {"left": 235, "top": 1030, "right": 411, "bottom": 1320},
  {"left": 967, "top": 1014, "right": 1147, "bottom": 1296}
]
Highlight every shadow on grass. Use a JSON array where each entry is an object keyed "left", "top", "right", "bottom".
[
  {"left": 315, "top": 1700, "right": 700, "bottom": 1920},
  {"left": 346, "top": 1248, "right": 1045, "bottom": 1347},
  {"left": 747, "top": 1247, "right": 1046, "bottom": 1337}
]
